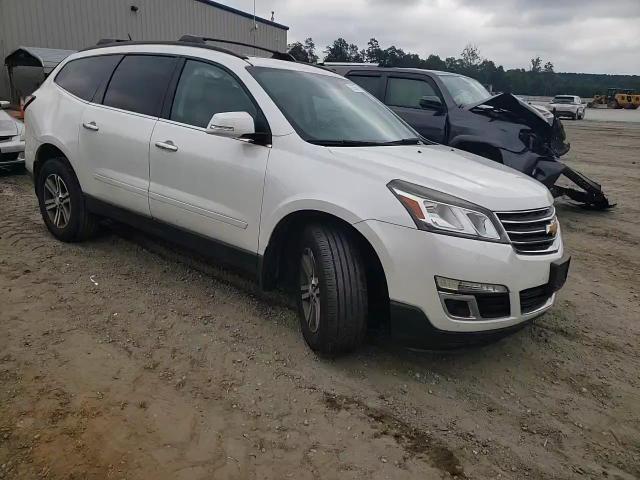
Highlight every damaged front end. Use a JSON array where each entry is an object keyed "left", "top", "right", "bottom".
[{"left": 469, "top": 93, "right": 614, "bottom": 210}]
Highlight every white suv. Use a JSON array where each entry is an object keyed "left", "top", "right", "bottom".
[
  {"left": 549, "top": 95, "right": 586, "bottom": 120},
  {"left": 24, "top": 38, "right": 570, "bottom": 354}
]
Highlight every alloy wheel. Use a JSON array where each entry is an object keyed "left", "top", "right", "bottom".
[
  {"left": 300, "top": 247, "right": 321, "bottom": 333},
  {"left": 43, "top": 173, "right": 71, "bottom": 229}
]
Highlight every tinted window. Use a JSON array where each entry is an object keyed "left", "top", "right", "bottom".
[
  {"left": 386, "top": 77, "right": 437, "bottom": 109},
  {"left": 347, "top": 75, "right": 383, "bottom": 97},
  {"left": 54, "top": 55, "right": 122, "bottom": 101},
  {"left": 103, "top": 55, "right": 176, "bottom": 116},
  {"left": 171, "top": 60, "right": 257, "bottom": 128}
]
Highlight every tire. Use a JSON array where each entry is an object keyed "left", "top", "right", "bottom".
[
  {"left": 296, "top": 223, "right": 368, "bottom": 355},
  {"left": 36, "top": 157, "right": 97, "bottom": 242}
]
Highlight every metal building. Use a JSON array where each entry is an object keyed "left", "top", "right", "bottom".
[{"left": 0, "top": 0, "right": 289, "bottom": 101}]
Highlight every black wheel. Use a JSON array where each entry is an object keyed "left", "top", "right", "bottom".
[
  {"left": 296, "top": 223, "right": 367, "bottom": 355},
  {"left": 36, "top": 157, "right": 97, "bottom": 242}
]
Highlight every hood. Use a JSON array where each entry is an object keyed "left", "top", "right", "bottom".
[
  {"left": 329, "top": 143, "right": 553, "bottom": 212},
  {"left": 0, "top": 110, "right": 18, "bottom": 137},
  {"left": 468, "top": 93, "right": 570, "bottom": 157}
]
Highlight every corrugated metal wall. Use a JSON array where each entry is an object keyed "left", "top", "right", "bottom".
[{"left": 0, "top": 0, "right": 288, "bottom": 100}]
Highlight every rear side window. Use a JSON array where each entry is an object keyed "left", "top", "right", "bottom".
[
  {"left": 347, "top": 75, "right": 383, "bottom": 98},
  {"left": 170, "top": 60, "right": 257, "bottom": 128},
  {"left": 385, "top": 77, "right": 437, "bottom": 109},
  {"left": 54, "top": 55, "right": 122, "bottom": 101},
  {"left": 103, "top": 55, "right": 176, "bottom": 117}
]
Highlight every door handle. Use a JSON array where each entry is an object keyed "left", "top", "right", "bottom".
[
  {"left": 155, "top": 140, "right": 178, "bottom": 152},
  {"left": 82, "top": 121, "right": 99, "bottom": 131}
]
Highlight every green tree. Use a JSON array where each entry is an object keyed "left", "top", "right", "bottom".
[
  {"left": 287, "top": 42, "right": 310, "bottom": 62},
  {"left": 304, "top": 37, "right": 318, "bottom": 64},
  {"left": 461, "top": 43, "right": 481, "bottom": 70},
  {"left": 313, "top": 36, "right": 640, "bottom": 96},
  {"left": 424, "top": 54, "right": 447, "bottom": 71},
  {"left": 365, "top": 38, "right": 382, "bottom": 64},
  {"left": 324, "top": 38, "right": 351, "bottom": 62},
  {"left": 530, "top": 56, "right": 542, "bottom": 73}
]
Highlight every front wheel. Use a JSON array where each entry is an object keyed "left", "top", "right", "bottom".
[{"left": 296, "top": 223, "right": 368, "bottom": 355}]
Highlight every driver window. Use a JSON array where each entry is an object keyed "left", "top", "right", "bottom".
[
  {"left": 171, "top": 60, "right": 257, "bottom": 128},
  {"left": 386, "top": 77, "right": 437, "bottom": 109}
]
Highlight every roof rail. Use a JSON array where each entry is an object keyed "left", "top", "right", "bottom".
[
  {"left": 178, "top": 35, "right": 295, "bottom": 62},
  {"left": 80, "top": 40, "right": 249, "bottom": 61},
  {"left": 96, "top": 38, "right": 130, "bottom": 46}
]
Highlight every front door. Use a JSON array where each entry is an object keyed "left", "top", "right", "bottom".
[
  {"left": 149, "top": 59, "right": 270, "bottom": 253},
  {"left": 384, "top": 75, "right": 447, "bottom": 143}
]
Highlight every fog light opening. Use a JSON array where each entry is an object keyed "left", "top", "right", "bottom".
[{"left": 444, "top": 298, "right": 472, "bottom": 318}]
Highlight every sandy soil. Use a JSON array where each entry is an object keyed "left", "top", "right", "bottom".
[{"left": 1, "top": 120, "right": 639, "bottom": 480}]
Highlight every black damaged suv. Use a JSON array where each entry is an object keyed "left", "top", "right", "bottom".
[{"left": 327, "top": 64, "right": 612, "bottom": 209}]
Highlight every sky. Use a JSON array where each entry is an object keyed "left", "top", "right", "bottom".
[{"left": 222, "top": 0, "right": 640, "bottom": 75}]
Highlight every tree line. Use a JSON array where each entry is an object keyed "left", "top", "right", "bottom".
[{"left": 287, "top": 38, "right": 640, "bottom": 98}]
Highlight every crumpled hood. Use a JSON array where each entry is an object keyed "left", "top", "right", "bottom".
[
  {"left": 0, "top": 111, "right": 18, "bottom": 137},
  {"left": 467, "top": 93, "right": 570, "bottom": 157},
  {"left": 329, "top": 143, "right": 553, "bottom": 211}
]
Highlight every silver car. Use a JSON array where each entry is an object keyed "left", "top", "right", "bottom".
[{"left": 0, "top": 101, "right": 25, "bottom": 169}]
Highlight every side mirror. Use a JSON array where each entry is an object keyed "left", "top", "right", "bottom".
[
  {"left": 206, "top": 111, "right": 255, "bottom": 139},
  {"left": 0, "top": 101, "right": 9, "bottom": 109},
  {"left": 419, "top": 95, "right": 443, "bottom": 111}
]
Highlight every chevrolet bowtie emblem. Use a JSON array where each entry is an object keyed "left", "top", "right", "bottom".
[{"left": 546, "top": 219, "right": 558, "bottom": 236}]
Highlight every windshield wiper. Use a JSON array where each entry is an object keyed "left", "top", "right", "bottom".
[
  {"left": 308, "top": 139, "right": 388, "bottom": 146},
  {"left": 309, "top": 138, "right": 421, "bottom": 147},
  {"left": 381, "top": 138, "right": 421, "bottom": 145}
]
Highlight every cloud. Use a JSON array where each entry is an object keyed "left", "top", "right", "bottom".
[{"left": 224, "top": 0, "right": 640, "bottom": 74}]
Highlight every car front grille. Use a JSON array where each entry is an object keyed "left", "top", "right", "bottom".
[
  {"left": 495, "top": 206, "right": 558, "bottom": 255},
  {"left": 0, "top": 152, "right": 20, "bottom": 161},
  {"left": 519, "top": 284, "right": 552, "bottom": 314},
  {"left": 0, "top": 135, "right": 13, "bottom": 143}
]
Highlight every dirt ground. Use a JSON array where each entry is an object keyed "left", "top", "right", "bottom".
[{"left": 1, "top": 120, "right": 639, "bottom": 480}]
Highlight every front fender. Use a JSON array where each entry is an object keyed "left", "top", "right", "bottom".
[
  {"left": 258, "top": 197, "right": 368, "bottom": 256},
  {"left": 449, "top": 134, "right": 504, "bottom": 151}
]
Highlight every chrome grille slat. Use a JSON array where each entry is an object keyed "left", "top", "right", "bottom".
[
  {"left": 495, "top": 207, "right": 558, "bottom": 255},
  {"left": 498, "top": 215, "right": 555, "bottom": 224}
]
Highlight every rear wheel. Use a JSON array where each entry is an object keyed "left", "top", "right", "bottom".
[
  {"left": 36, "top": 157, "right": 97, "bottom": 242},
  {"left": 296, "top": 223, "right": 367, "bottom": 355}
]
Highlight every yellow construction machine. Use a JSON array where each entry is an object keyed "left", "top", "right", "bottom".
[{"left": 588, "top": 88, "right": 640, "bottom": 109}]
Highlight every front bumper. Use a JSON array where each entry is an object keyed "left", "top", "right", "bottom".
[
  {"left": 355, "top": 220, "right": 567, "bottom": 342},
  {"left": 551, "top": 106, "right": 578, "bottom": 117},
  {"left": 0, "top": 138, "right": 25, "bottom": 165}
]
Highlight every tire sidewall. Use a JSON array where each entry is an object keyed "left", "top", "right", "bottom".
[
  {"left": 296, "top": 228, "right": 331, "bottom": 352},
  {"left": 36, "top": 158, "right": 85, "bottom": 242}
]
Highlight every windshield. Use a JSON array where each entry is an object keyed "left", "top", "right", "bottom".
[
  {"left": 438, "top": 74, "right": 492, "bottom": 107},
  {"left": 248, "top": 67, "right": 419, "bottom": 146},
  {"left": 553, "top": 96, "right": 576, "bottom": 104}
]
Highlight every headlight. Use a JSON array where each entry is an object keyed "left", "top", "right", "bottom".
[
  {"left": 388, "top": 180, "right": 508, "bottom": 243},
  {"left": 16, "top": 123, "right": 25, "bottom": 142}
]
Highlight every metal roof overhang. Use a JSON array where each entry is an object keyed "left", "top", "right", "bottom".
[{"left": 5, "top": 47, "right": 76, "bottom": 74}]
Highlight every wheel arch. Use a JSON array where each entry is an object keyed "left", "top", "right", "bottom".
[
  {"left": 260, "top": 209, "right": 390, "bottom": 328},
  {"left": 33, "top": 142, "right": 73, "bottom": 183}
]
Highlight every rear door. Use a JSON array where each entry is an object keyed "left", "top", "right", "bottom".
[
  {"left": 149, "top": 59, "right": 270, "bottom": 253},
  {"left": 78, "top": 54, "right": 178, "bottom": 216},
  {"left": 384, "top": 74, "right": 447, "bottom": 143}
]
